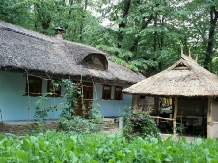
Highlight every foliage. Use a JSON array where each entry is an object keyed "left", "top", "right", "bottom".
[
  {"left": 1, "top": 0, "right": 217, "bottom": 75},
  {"left": 59, "top": 116, "right": 102, "bottom": 133},
  {"left": 1, "top": 131, "right": 218, "bottom": 162},
  {"left": 34, "top": 92, "right": 55, "bottom": 121},
  {"left": 59, "top": 79, "right": 81, "bottom": 120},
  {"left": 59, "top": 80, "right": 102, "bottom": 133},
  {"left": 175, "top": 122, "right": 187, "bottom": 136},
  {"left": 34, "top": 79, "right": 103, "bottom": 133},
  {"left": 94, "top": 0, "right": 218, "bottom": 74},
  {"left": 123, "top": 108, "right": 160, "bottom": 140},
  {"left": 0, "top": 0, "right": 99, "bottom": 42}
]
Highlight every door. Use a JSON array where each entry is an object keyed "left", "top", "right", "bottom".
[{"left": 75, "top": 82, "right": 93, "bottom": 118}]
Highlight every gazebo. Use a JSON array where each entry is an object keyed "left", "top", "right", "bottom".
[{"left": 123, "top": 53, "right": 218, "bottom": 138}]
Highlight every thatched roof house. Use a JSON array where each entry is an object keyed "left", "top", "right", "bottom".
[
  {"left": 123, "top": 55, "right": 218, "bottom": 97},
  {"left": 0, "top": 21, "right": 144, "bottom": 84},
  {"left": 123, "top": 54, "right": 218, "bottom": 138}
]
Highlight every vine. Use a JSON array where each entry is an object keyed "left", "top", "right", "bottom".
[
  {"left": 34, "top": 79, "right": 103, "bottom": 133},
  {"left": 34, "top": 92, "right": 55, "bottom": 121}
]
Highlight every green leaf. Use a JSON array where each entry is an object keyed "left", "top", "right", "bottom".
[
  {"left": 16, "top": 150, "right": 29, "bottom": 163},
  {"left": 180, "top": 137, "right": 187, "bottom": 144},
  {"left": 53, "top": 157, "right": 63, "bottom": 163},
  {"left": 116, "top": 151, "right": 125, "bottom": 161},
  {"left": 21, "top": 138, "right": 31, "bottom": 151},
  {"left": 195, "top": 138, "right": 202, "bottom": 145},
  {"left": 125, "top": 150, "right": 134, "bottom": 162},
  {"left": 69, "top": 151, "right": 78, "bottom": 162},
  {"left": 150, "top": 137, "right": 158, "bottom": 144},
  {"left": 0, "top": 158, "right": 7, "bottom": 163}
]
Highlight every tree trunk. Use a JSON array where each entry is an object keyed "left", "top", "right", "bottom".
[
  {"left": 79, "top": 0, "right": 88, "bottom": 42},
  {"left": 204, "top": 6, "right": 218, "bottom": 70},
  {"left": 153, "top": 14, "right": 157, "bottom": 52},
  {"left": 130, "top": 14, "right": 153, "bottom": 52},
  {"left": 118, "top": 0, "right": 131, "bottom": 48}
]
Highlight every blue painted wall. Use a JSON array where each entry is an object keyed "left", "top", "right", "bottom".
[
  {"left": 0, "top": 71, "right": 132, "bottom": 121},
  {"left": 92, "top": 83, "right": 132, "bottom": 117},
  {"left": 0, "top": 71, "right": 65, "bottom": 121}
]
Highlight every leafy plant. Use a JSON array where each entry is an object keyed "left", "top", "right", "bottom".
[
  {"left": 123, "top": 108, "right": 160, "bottom": 140},
  {"left": 58, "top": 80, "right": 102, "bottom": 133},
  {"left": 34, "top": 92, "right": 55, "bottom": 121},
  {"left": 1, "top": 131, "right": 218, "bottom": 162},
  {"left": 33, "top": 79, "right": 103, "bottom": 134},
  {"left": 59, "top": 79, "right": 81, "bottom": 121},
  {"left": 175, "top": 122, "right": 187, "bottom": 135}
]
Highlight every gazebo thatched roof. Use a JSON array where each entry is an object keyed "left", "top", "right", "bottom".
[
  {"left": 0, "top": 21, "right": 145, "bottom": 84},
  {"left": 123, "top": 55, "right": 218, "bottom": 97}
]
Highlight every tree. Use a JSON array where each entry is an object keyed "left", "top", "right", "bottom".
[
  {"left": 0, "top": 0, "right": 34, "bottom": 28},
  {"left": 182, "top": 0, "right": 218, "bottom": 71},
  {"left": 204, "top": 3, "right": 218, "bottom": 70},
  {"left": 1, "top": 0, "right": 217, "bottom": 75}
]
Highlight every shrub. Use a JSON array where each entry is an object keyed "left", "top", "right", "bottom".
[{"left": 123, "top": 112, "right": 160, "bottom": 140}]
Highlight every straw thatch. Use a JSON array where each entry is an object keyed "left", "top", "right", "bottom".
[
  {"left": 0, "top": 21, "right": 145, "bottom": 84},
  {"left": 123, "top": 55, "right": 218, "bottom": 97}
]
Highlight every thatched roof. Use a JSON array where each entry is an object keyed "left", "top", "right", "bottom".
[
  {"left": 0, "top": 21, "right": 145, "bottom": 84},
  {"left": 123, "top": 55, "right": 218, "bottom": 97}
]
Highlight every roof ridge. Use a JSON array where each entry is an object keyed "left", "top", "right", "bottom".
[
  {"left": 0, "top": 22, "right": 54, "bottom": 43},
  {"left": 181, "top": 54, "right": 198, "bottom": 64}
]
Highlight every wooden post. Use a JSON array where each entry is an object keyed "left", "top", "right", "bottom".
[
  {"left": 132, "top": 95, "right": 139, "bottom": 111},
  {"left": 173, "top": 97, "right": 178, "bottom": 134},
  {"left": 207, "top": 97, "right": 212, "bottom": 138},
  {"left": 154, "top": 96, "right": 159, "bottom": 114}
]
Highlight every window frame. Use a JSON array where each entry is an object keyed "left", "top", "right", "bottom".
[
  {"left": 102, "top": 85, "right": 111, "bottom": 100},
  {"left": 25, "top": 76, "right": 42, "bottom": 96},
  {"left": 47, "top": 80, "right": 62, "bottom": 97},
  {"left": 82, "top": 54, "right": 108, "bottom": 70},
  {"left": 114, "top": 86, "right": 123, "bottom": 100}
]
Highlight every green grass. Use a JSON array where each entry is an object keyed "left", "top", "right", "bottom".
[{"left": 0, "top": 131, "right": 218, "bottom": 163}]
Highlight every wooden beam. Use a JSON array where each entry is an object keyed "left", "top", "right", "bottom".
[
  {"left": 132, "top": 95, "right": 139, "bottom": 110},
  {"left": 154, "top": 96, "right": 159, "bottom": 114},
  {"left": 150, "top": 116, "right": 174, "bottom": 121},
  {"left": 207, "top": 97, "right": 212, "bottom": 138},
  {"left": 173, "top": 97, "right": 178, "bottom": 134}
]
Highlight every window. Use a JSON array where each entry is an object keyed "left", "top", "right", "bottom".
[
  {"left": 82, "top": 54, "right": 108, "bottom": 70},
  {"left": 140, "top": 95, "right": 146, "bottom": 99},
  {"left": 47, "top": 80, "right": 62, "bottom": 97},
  {"left": 102, "top": 85, "right": 111, "bottom": 100},
  {"left": 114, "top": 86, "right": 123, "bottom": 100},
  {"left": 25, "top": 76, "right": 42, "bottom": 96}
]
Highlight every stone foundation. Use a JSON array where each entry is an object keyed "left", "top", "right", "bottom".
[
  {"left": 0, "top": 121, "right": 60, "bottom": 136},
  {"left": 0, "top": 119, "right": 119, "bottom": 136}
]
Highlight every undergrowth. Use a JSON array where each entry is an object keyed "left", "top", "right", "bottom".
[
  {"left": 34, "top": 79, "right": 103, "bottom": 134},
  {"left": 0, "top": 131, "right": 218, "bottom": 163},
  {"left": 123, "top": 108, "right": 160, "bottom": 140}
]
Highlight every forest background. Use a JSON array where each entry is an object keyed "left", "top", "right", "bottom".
[{"left": 0, "top": 0, "right": 217, "bottom": 77}]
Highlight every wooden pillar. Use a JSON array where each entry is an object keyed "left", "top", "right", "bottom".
[
  {"left": 154, "top": 96, "right": 159, "bottom": 114},
  {"left": 132, "top": 95, "right": 139, "bottom": 111},
  {"left": 207, "top": 97, "right": 212, "bottom": 138},
  {"left": 173, "top": 97, "right": 178, "bottom": 134}
]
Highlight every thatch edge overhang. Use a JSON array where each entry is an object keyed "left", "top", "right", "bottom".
[
  {"left": 0, "top": 21, "right": 145, "bottom": 85},
  {"left": 123, "top": 55, "right": 218, "bottom": 97},
  {"left": 0, "top": 65, "right": 139, "bottom": 85}
]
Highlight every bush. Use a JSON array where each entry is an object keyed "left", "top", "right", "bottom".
[{"left": 123, "top": 113, "right": 160, "bottom": 140}]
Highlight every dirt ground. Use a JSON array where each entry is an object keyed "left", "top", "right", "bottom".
[{"left": 0, "top": 118, "right": 119, "bottom": 136}]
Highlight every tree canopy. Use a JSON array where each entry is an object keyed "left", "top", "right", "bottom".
[{"left": 0, "top": 0, "right": 217, "bottom": 76}]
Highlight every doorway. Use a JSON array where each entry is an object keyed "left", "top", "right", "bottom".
[{"left": 75, "top": 82, "right": 93, "bottom": 118}]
